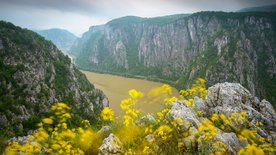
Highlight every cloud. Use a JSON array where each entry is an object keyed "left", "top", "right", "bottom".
[
  {"left": 3, "top": 0, "right": 275, "bottom": 17},
  {"left": 0, "top": 2, "right": 107, "bottom": 36},
  {"left": 0, "top": 0, "right": 276, "bottom": 35}
]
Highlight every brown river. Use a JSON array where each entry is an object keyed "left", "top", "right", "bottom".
[{"left": 82, "top": 71, "right": 179, "bottom": 115}]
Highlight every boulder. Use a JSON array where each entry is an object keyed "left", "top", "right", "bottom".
[
  {"left": 98, "top": 126, "right": 111, "bottom": 135},
  {"left": 216, "top": 132, "right": 246, "bottom": 154},
  {"left": 170, "top": 101, "right": 201, "bottom": 128},
  {"left": 205, "top": 82, "right": 276, "bottom": 135},
  {"left": 99, "top": 133, "right": 123, "bottom": 155},
  {"left": 136, "top": 114, "right": 156, "bottom": 126}
]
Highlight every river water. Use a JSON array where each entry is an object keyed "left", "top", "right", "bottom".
[{"left": 82, "top": 71, "right": 179, "bottom": 115}]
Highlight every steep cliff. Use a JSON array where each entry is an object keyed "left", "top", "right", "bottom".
[
  {"left": 71, "top": 12, "right": 276, "bottom": 104},
  {"left": 0, "top": 21, "right": 108, "bottom": 138}
]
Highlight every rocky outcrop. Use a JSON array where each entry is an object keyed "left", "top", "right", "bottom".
[
  {"left": 0, "top": 21, "right": 108, "bottom": 138},
  {"left": 170, "top": 101, "right": 201, "bottom": 128},
  {"left": 205, "top": 82, "right": 276, "bottom": 133},
  {"left": 99, "top": 133, "right": 123, "bottom": 155},
  {"left": 96, "top": 82, "right": 275, "bottom": 154},
  {"left": 71, "top": 12, "right": 276, "bottom": 105},
  {"left": 169, "top": 82, "right": 276, "bottom": 153}
]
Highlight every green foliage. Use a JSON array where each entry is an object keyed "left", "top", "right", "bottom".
[
  {"left": 143, "top": 14, "right": 191, "bottom": 25},
  {"left": 22, "top": 116, "right": 41, "bottom": 133},
  {"left": 0, "top": 20, "right": 104, "bottom": 148},
  {"left": 107, "top": 16, "right": 143, "bottom": 28},
  {"left": 53, "top": 60, "right": 70, "bottom": 94}
]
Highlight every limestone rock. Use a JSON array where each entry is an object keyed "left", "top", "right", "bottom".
[
  {"left": 98, "top": 126, "right": 111, "bottom": 135},
  {"left": 170, "top": 101, "right": 200, "bottom": 128},
  {"left": 216, "top": 132, "right": 245, "bottom": 154},
  {"left": 206, "top": 82, "right": 254, "bottom": 115},
  {"left": 99, "top": 133, "right": 123, "bottom": 155},
  {"left": 205, "top": 82, "right": 276, "bottom": 135},
  {"left": 145, "top": 134, "right": 155, "bottom": 143},
  {"left": 136, "top": 114, "right": 156, "bottom": 126},
  {"left": 169, "top": 82, "right": 276, "bottom": 153}
]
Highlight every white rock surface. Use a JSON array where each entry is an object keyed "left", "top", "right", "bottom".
[{"left": 99, "top": 133, "right": 123, "bottom": 155}]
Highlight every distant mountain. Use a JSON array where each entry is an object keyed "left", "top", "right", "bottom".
[
  {"left": 237, "top": 4, "right": 276, "bottom": 12},
  {"left": 0, "top": 21, "right": 108, "bottom": 139},
  {"left": 70, "top": 12, "right": 276, "bottom": 105},
  {"left": 35, "top": 28, "right": 78, "bottom": 52}
]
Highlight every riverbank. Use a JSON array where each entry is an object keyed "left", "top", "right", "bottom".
[{"left": 78, "top": 67, "right": 177, "bottom": 87}]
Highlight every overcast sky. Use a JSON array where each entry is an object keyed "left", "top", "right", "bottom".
[{"left": 0, "top": 0, "right": 275, "bottom": 36}]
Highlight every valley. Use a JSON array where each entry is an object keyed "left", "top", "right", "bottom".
[
  {"left": 1, "top": 2, "right": 276, "bottom": 154},
  {"left": 82, "top": 71, "right": 179, "bottom": 114}
]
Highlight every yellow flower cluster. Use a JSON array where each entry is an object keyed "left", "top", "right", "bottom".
[
  {"left": 178, "top": 78, "right": 208, "bottom": 108},
  {"left": 164, "top": 96, "right": 178, "bottom": 105},
  {"left": 4, "top": 79, "right": 276, "bottom": 155},
  {"left": 142, "top": 146, "right": 153, "bottom": 154},
  {"left": 154, "top": 125, "right": 173, "bottom": 141},
  {"left": 149, "top": 84, "right": 172, "bottom": 97},
  {"left": 120, "top": 89, "right": 143, "bottom": 126},
  {"left": 211, "top": 112, "right": 249, "bottom": 131},
  {"left": 211, "top": 141, "right": 227, "bottom": 155},
  {"left": 42, "top": 118, "right": 53, "bottom": 124},
  {"left": 129, "top": 89, "right": 144, "bottom": 98},
  {"left": 198, "top": 119, "right": 218, "bottom": 141},
  {"left": 210, "top": 111, "right": 276, "bottom": 154},
  {"left": 101, "top": 107, "right": 115, "bottom": 121},
  {"left": 5, "top": 141, "right": 41, "bottom": 155},
  {"left": 147, "top": 84, "right": 175, "bottom": 106},
  {"left": 5, "top": 102, "right": 102, "bottom": 155},
  {"left": 180, "top": 78, "right": 208, "bottom": 101},
  {"left": 238, "top": 144, "right": 265, "bottom": 155}
]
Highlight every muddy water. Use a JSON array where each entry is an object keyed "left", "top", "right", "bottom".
[{"left": 82, "top": 71, "right": 179, "bottom": 115}]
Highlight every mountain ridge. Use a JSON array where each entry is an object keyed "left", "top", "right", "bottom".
[
  {"left": 35, "top": 28, "right": 78, "bottom": 52},
  {"left": 0, "top": 21, "right": 108, "bottom": 139},
  {"left": 70, "top": 11, "right": 276, "bottom": 105}
]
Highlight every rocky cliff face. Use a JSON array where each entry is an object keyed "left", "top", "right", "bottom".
[
  {"left": 71, "top": 12, "right": 276, "bottom": 105},
  {"left": 0, "top": 21, "right": 108, "bottom": 137}
]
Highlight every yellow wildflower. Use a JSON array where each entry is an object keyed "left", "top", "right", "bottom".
[
  {"left": 101, "top": 107, "right": 115, "bottom": 121},
  {"left": 197, "top": 110, "right": 203, "bottom": 116},
  {"left": 256, "top": 121, "right": 263, "bottom": 126},
  {"left": 128, "top": 89, "right": 143, "bottom": 98},
  {"left": 174, "top": 117, "right": 184, "bottom": 126},
  {"left": 211, "top": 114, "right": 219, "bottom": 122},
  {"left": 238, "top": 144, "right": 265, "bottom": 155},
  {"left": 120, "top": 98, "right": 134, "bottom": 110},
  {"left": 178, "top": 141, "right": 184, "bottom": 148},
  {"left": 219, "top": 114, "right": 230, "bottom": 125},
  {"left": 164, "top": 96, "right": 178, "bottom": 105},
  {"left": 198, "top": 119, "right": 217, "bottom": 141},
  {"left": 143, "top": 146, "right": 153, "bottom": 154},
  {"left": 42, "top": 118, "right": 53, "bottom": 124},
  {"left": 238, "top": 129, "right": 257, "bottom": 143},
  {"left": 155, "top": 125, "right": 173, "bottom": 140},
  {"left": 123, "top": 115, "right": 134, "bottom": 126}
]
